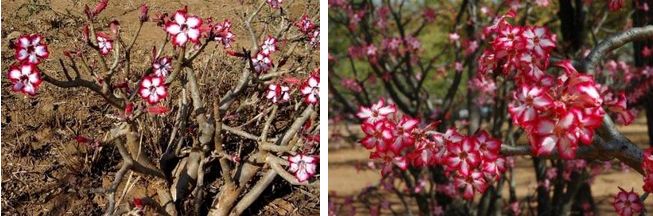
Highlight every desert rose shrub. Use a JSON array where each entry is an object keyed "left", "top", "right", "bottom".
[
  {"left": 328, "top": 0, "right": 653, "bottom": 215},
  {"left": 3, "top": 0, "right": 319, "bottom": 215}
]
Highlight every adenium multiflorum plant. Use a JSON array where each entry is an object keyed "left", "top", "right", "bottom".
[
  {"left": 4, "top": 0, "right": 319, "bottom": 215},
  {"left": 329, "top": 0, "right": 652, "bottom": 215}
]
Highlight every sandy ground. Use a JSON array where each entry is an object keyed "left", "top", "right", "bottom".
[{"left": 1, "top": 0, "right": 319, "bottom": 215}]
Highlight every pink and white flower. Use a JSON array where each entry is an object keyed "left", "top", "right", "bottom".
[
  {"left": 309, "top": 29, "right": 320, "bottom": 47},
  {"left": 454, "top": 169, "right": 488, "bottom": 200},
  {"left": 14, "top": 34, "right": 49, "bottom": 64},
  {"left": 522, "top": 26, "right": 555, "bottom": 57},
  {"left": 356, "top": 99, "right": 397, "bottom": 123},
  {"left": 388, "top": 117, "right": 419, "bottom": 154},
  {"left": 7, "top": 64, "right": 42, "bottom": 96},
  {"left": 287, "top": 154, "right": 318, "bottom": 182},
  {"left": 267, "top": 0, "right": 283, "bottom": 9},
  {"left": 96, "top": 33, "right": 113, "bottom": 55},
  {"left": 360, "top": 121, "right": 394, "bottom": 151},
  {"left": 152, "top": 57, "right": 172, "bottom": 77},
  {"left": 266, "top": 83, "right": 290, "bottom": 103},
  {"left": 529, "top": 111, "right": 578, "bottom": 159},
  {"left": 213, "top": 19, "right": 235, "bottom": 48},
  {"left": 300, "top": 73, "right": 319, "bottom": 104},
  {"left": 252, "top": 52, "right": 273, "bottom": 74},
  {"left": 446, "top": 136, "right": 481, "bottom": 177},
  {"left": 165, "top": 10, "right": 202, "bottom": 46},
  {"left": 296, "top": 15, "right": 316, "bottom": 34},
  {"left": 261, "top": 36, "right": 278, "bottom": 55},
  {"left": 612, "top": 188, "right": 643, "bottom": 216},
  {"left": 508, "top": 85, "right": 554, "bottom": 126},
  {"left": 138, "top": 76, "right": 168, "bottom": 104}
]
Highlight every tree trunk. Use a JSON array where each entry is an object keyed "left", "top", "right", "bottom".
[{"left": 632, "top": 0, "right": 653, "bottom": 147}]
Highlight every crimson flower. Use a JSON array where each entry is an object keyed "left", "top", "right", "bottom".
[
  {"left": 7, "top": 64, "right": 42, "bottom": 96},
  {"left": 388, "top": 117, "right": 419, "bottom": 154},
  {"left": 494, "top": 24, "right": 524, "bottom": 50},
  {"left": 287, "top": 154, "right": 318, "bottom": 182},
  {"left": 300, "top": 73, "right": 319, "bottom": 104},
  {"left": 296, "top": 15, "right": 316, "bottom": 34},
  {"left": 508, "top": 85, "right": 553, "bottom": 126},
  {"left": 613, "top": 187, "right": 643, "bottom": 216},
  {"left": 529, "top": 111, "right": 578, "bottom": 159},
  {"left": 15, "top": 34, "right": 49, "bottom": 64},
  {"left": 266, "top": 83, "right": 290, "bottom": 103},
  {"left": 213, "top": 19, "right": 235, "bottom": 48},
  {"left": 609, "top": 0, "right": 625, "bottom": 11},
  {"left": 446, "top": 135, "right": 481, "bottom": 177},
  {"left": 356, "top": 99, "right": 397, "bottom": 123},
  {"left": 522, "top": 26, "right": 555, "bottom": 57},
  {"left": 96, "top": 33, "right": 113, "bottom": 55},
  {"left": 454, "top": 169, "right": 488, "bottom": 200},
  {"left": 360, "top": 121, "right": 394, "bottom": 151},
  {"left": 152, "top": 57, "right": 172, "bottom": 77},
  {"left": 165, "top": 10, "right": 202, "bottom": 46},
  {"left": 138, "top": 76, "right": 168, "bottom": 104}
]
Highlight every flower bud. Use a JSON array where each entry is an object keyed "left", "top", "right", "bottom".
[{"left": 139, "top": 4, "right": 149, "bottom": 22}]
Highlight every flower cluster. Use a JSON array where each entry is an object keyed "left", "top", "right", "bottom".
[
  {"left": 612, "top": 187, "right": 643, "bottom": 216},
  {"left": 287, "top": 154, "right": 318, "bottom": 182},
  {"left": 295, "top": 15, "right": 319, "bottom": 48},
  {"left": 252, "top": 35, "right": 279, "bottom": 74},
  {"left": 508, "top": 62, "right": 606, "bottom": 159},
  {"left": 7, "top": 34, "right": 49, "bottom": 96},
  {"left": 266, "top": 69, "right": 320, "bottom": 105},
  {"left": 643, "top": 148, "right": 653, "bottom": 193},
  {"left": 356, "top": 99, "right": 507, "bottom": 200},
  {"left": 477, "top": 14, "right": 608, "bottom": 159}
]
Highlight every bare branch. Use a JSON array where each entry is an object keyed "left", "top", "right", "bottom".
[{"left": 581, "top": 25, "right": 653, "bottom": 73}]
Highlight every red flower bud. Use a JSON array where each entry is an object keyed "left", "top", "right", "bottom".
[
  {"left": 93, "top": 0, "right": 109, "bottom": 17},
  {"left": 139, "top": 4, "right": 149, "bottom": 22}
]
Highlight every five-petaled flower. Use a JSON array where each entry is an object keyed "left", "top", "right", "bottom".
[
  {"left": 7, "top": 64, "right": 42, "bottom": 96},
  {"left": 266, "top": 83, "right": 290, "bottom": 103},
  {"left": 252, "top": 52, "right": 273, "bottom": 74},
  {"left": 261, "top": 35, "right": 278, "bottom": 55},
  {"left": 212, "top": 19, "right": 235, "bottom": 48},
  {"left": 356, "top": 99, "right": 397, "bottom": 123},
  {"left": 300, "top": 73, "right": 319, "bottom": 104},
  {"left": 152, "top": 57, "right": 172, "bottom": 78},
  {"left": 165, "top": 10, "right": 202, "bottom": 46},
  {"left": 15, "top": 34, "right": 49, "bottom": 64},
  {"left": 96, "top": 33, "right": 113, "bottom": 55},
  {"left": 287, "top": 154, "right": 318, "bottom": 182},
  {"left": 138, "top": 76, "right": 168, "bottom": 104},
  {"left": 613, "top": 187, "right": 643, "bottom": 216},
  {"left": 522, "top": 26, "right": 555, "bottom": 57},
  {"left": 508, "top": 85, "right": 553, "bottom": 126}
]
